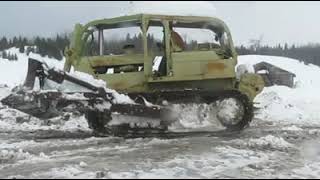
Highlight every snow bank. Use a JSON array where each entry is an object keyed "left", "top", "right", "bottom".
[
  {"left": 0, "top": 47, "right": 65, "bottom": 88},
  {"left": 238, "top": 55, "right": 320, "bottom": 89},
  {"left": 238, "top": 55, "right": 320, "bottom": 126}
]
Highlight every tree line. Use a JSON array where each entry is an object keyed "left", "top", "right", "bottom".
[
  {"left": 0, "top": 34, "right": 320, "bottom": 67},
  {"left": 236, "top": 42, "right": 320, "bottom": 66},
  {"left": 0, "top": 34, "right": 70, "bottom": 61}
]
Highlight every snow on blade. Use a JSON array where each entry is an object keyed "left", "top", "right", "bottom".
[{"left": 68, "top": 70, "right": 107, "bottom": 88}]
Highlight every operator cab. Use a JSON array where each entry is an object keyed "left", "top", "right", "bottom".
[{"left": 68, "top": 14, "right": 237, "bottom": 92}]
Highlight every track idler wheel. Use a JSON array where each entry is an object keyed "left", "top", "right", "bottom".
[{"left": 203, "top": 91, "right": 253, "bottom": 131}]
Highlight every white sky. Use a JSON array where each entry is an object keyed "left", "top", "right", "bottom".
[{"left": 0, "top": 1, "right": 320, "bottom": 46}]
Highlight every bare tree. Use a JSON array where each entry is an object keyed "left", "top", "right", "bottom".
[{"left": 249, "top": 34, "right": 264, "bottom": 51}]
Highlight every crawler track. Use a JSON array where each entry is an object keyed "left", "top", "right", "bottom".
[{"left": 87, "top": 89, "right": 254, "bottom": 137}]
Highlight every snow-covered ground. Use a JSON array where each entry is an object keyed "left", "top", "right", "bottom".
[
  {"left": 1, "top": 48, "right": 320, "bottom": 178},
  {"left": 0, "top": 47, "right": 65, "bottom": 88},
  {"left": 238, "top": 55, "right": 320, "bottom": 126}
]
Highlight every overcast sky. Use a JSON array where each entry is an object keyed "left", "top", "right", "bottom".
[{"left": 1, "top": 1, "right": 320, "bottom": 46}]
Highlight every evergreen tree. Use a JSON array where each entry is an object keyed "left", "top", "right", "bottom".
[
  {"left": 7, "top": 52, "right": 12, "bottom": 61},
  {"left": 2, "top": 51, "right": 7, "bottom": 59},
  {"left": 12, "top": 36, "right": 18, "bottom": 47},
  {"left": 14, "top": 54, "right": 18, "bottom": 61},
  {"left": 0, "top": 37, "right": 8, "bottom": 50},
  {"left": 19, "top": 44, "right": 25, "bottom": 53},
  {"left": 26, "top": 46, "right": 35, "bottom": 55}
]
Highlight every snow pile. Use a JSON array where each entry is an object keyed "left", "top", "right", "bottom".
[
  {"left": 0, "top": 107, "right": 90, "bottom": 132},
  {"left": 0, "top": 87, "right": 90, "bottom": 132},
  {"left": 0, "top": 107, "right": 45, "bottom": 132},
  {"left": 126, "top": 1, "right": 217, "bottom": 17},
  {"left": 29, "top": 52, "right": 65, "bottom": 70},
  {"left": 238, "top": 55, "right": 320, "bottom": 125},
  {"left": 0, "top": 149, "right": 31, "bottom": 164},
  {"left": 246, "top": 135, "right": 293, "bottom": 151},
  {"left": 49, "top": 115, "right": 90, "bottom": 131}
]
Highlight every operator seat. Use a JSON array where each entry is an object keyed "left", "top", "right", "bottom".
[
  {"left": 157, "top": 29, "right": 185, "bottom": 76},
  {"left": 171, "top": 30, "right": 186, "bottom": 52}
]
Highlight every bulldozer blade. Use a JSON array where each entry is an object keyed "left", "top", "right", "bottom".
[
  {"left": 1, "top": 91, "right": 110, "bottom": 119},
  {"left": 1, "top": 91, "right": 65, "bottom": 119},
  {"left": 1, "top": 57, "right": 172, "bottom": 133}
]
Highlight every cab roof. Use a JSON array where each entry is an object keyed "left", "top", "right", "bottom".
[{"left": 83, "top": 14, "right": 230, "bottom": 33}]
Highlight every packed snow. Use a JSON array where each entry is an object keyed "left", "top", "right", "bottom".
[{"left": 246, "top": 135, "right": 293, "bottom": 151}]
